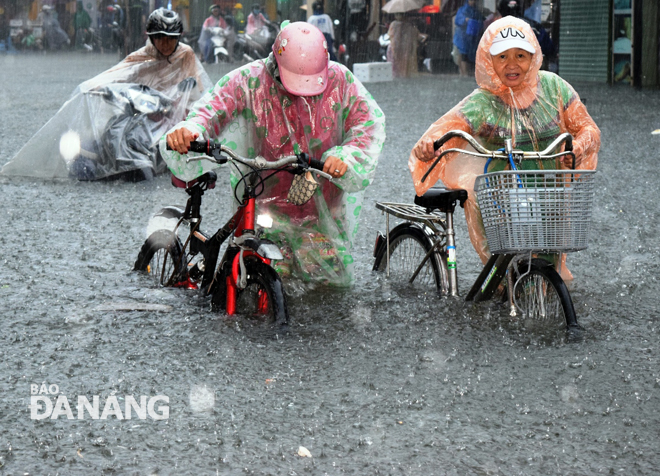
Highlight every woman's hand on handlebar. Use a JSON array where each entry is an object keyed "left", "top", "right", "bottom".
[
  {"left": 413, "top": 137, "right": 439, "bottom": 162},
  {"left": 323, "top": 156, "right": 348, "bottom": 178},
  {"left": 166, "top": 128, "right": 199, "bottom": 154}
]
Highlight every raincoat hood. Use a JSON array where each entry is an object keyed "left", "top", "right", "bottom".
[{"left": 475, "top": 16, "right": 542, "bottom": 105}]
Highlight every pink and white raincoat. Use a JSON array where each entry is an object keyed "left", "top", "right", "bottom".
[{"left": 160, "top": 56, "right": 386, "bottom": 286}]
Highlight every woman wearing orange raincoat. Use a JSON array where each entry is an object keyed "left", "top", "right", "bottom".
[{"left": 409, "top": 16, "right": 600, "bottom": 280}]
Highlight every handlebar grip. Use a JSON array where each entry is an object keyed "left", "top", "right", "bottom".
[
  {"left": 432, "top": 130, "right": 472, "bottom": 151},
  {"left": 563, "top": 135, "right": 575, "bottom": 169},
  {"left": 188, "top": 141, "right": 210, "bottom": 154},
  {"left": 298, "top": 153, "right": 324, "bottom": 171},
  {"left": 166, "top": 140, "right": 210, "bottom": 154},
  {"left": 308, "top": 157, "right": 325, "bottom": 171}
]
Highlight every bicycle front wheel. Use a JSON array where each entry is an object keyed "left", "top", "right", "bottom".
[
  {"left": 134, "top": 230, "right": 186, "bottom": 286},
  {"left": 373, "top": 223, "right": 448, "bottom": 294},
  {"left": 214, "top": 256, "right": 288, "bottom": 326},
  {"left": 512, "top": 261, "right": 578, "bottom": 329}
]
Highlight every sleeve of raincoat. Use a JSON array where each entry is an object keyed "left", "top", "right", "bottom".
[
  {"left": 159, "top": 71, "right": 241, "bottom": 182},
  {"left": 559, "top": 80, "right": 600, "bottom": 170},
  {"left": 320, "top": 75, "right": 386, "bottom": 194},
  {"left": 408, "top": 95, "right": 475, "bottom": 196}
]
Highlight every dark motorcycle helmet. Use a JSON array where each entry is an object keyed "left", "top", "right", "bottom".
[
  {"left": 497, "top": 0, "right": 523, "bottom": 17},
  {"left": 146, "top": 8, "right": 183, "bottom": 37}
]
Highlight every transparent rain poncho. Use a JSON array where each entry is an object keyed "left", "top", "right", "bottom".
[
  {"left": 1, "top": 42, "right": 211, "bottom": 181},
  {"left": 160, "top": 55, "right": 386, "bottom": 287},
  {"left": 409, "top": 16, "right": 600, "bottom": 276}
]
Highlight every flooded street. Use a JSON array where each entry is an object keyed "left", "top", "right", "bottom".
[{"left": 1, "top": 53, "right": 659, "bottom": 475}]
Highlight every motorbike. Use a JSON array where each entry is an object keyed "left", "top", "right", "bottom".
[
  {"left": 378, "top": 32, "right": 390, "bottom": 62},
  {"left": 208, "top": 26, "right": 231, "bottom": 63},
  {"left": 233, "top": 22, "right": 279, "bottom": 62},
  {"left": 64, "top": 79, "right": 196, "bottom": 181}
]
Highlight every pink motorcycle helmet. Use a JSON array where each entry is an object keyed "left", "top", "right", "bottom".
[{"left": 272, "top": 21, "right": 329, "bottom": 96}]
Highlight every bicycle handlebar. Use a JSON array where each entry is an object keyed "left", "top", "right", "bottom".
[
  {"left": 421, "top": 131, "right": 576, "bottom": 183},
  {"left": 167, "top": 141, "right": 329, "bottom": 178}
]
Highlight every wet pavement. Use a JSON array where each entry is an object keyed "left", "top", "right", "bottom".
[{"left": 1, "top": 52, "right": 660, "bottom": 475}]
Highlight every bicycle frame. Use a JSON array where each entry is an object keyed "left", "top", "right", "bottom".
[
  {"left": 373, "top": 131, "right": 588, "bottom": 328},
  {"left": 167, "top": 177, "right": 279, "bottom": 316},
  {"left": 154, "top": 148, "right": 328, "bottom": 319}
]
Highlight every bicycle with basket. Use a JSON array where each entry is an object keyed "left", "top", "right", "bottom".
[{"left": 372, "top": 130, "right": 596, "bottom": 330}]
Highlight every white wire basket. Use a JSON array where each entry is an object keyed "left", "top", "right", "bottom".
[{"left": 474, "top": 170, "right": 597, "bottom": 254}]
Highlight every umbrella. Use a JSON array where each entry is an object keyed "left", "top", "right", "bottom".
[{"left": 382, "top": 0, "right": 425, "bottom": 14}]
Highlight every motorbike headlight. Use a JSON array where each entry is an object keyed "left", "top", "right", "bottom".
[{"left": 59, "top": 130, "right": 81, "bottom": 163}]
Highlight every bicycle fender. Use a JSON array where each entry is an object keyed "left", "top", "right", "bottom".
[
  {"left": 234, "top": 236, "right": 284, "bottom": 260},
  {"left": 257, "top": 240, "right": 284, "bottom": 260},
  {"left": 154, "top": 206, "right": 185, "bottom": 220}
]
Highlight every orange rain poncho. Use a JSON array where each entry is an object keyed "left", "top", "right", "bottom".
[{"left": 409, "top": 16, "right": 600, "bottom": 277}]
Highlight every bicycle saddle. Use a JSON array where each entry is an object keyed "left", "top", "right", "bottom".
[
  {"left": 171, "top": 171, "right": 217, "bottom": 190},
  {"left": 414, "top": 188, "right": 468, "bottom": 213}
]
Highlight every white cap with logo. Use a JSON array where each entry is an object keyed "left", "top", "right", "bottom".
[{"left": 489, "top": 26, "right": 536, "bottom": 55}]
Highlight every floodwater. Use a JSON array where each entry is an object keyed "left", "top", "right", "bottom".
[{"left": 1, "top": 53, "right": 659, "bottom": 475}]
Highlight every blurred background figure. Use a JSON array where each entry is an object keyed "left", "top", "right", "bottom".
[
  {"left": 198, "top": 4, "right": 228, "bottom": 63},
  {"left": 233, "top": 3, "right": 245, "bottom": 32},
  {"left": 73, "top": 0, "right": 91, "bottom": 50},
  {"left": 308, "top": 1, "right": 336, "bottom": 61},
  {"left": 387, "top": 12, "right": 424, "bottom": 78},
  {"left": 39, "top": 4, "right": 70, "bottom": 50},
  {"left": 452, "top": 0, "right": 483, "bottom": 77},
  {"left": 246, "top": 3, "right": 268, "bottom": 35}
]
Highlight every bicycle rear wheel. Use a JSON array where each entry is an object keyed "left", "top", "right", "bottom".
[
  {"left": 134, "top": 230, "right": 186, "bottom": 286},
  {"left": 373, "top": 223, "right": 448, "bottom": 294},
  {"left": 512, "top": 260, "right": 578, "bottom": 329}
]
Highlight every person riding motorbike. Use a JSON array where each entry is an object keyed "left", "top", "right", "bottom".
[
  {"left": 410, "top": 16, "right": 600, "bottom": 280},
  {"left": 39, "top": 5, "right": 71, "bottom": 50},
  {"left": 233, "top": 3, "right": 246, "bottom": 32},
  {"left": 162, "top": 22, "right": 386, "bottom": 287},
  {"left": 246, "top": 3, "right": 269, "bottom": 35},
  {"left": 1, "top": 8, "right": 211, "bottom": 182},
  {"left": 198, "top": 4, "right": 230, "bottom": 63}
]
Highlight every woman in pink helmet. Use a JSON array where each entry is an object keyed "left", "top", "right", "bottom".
[{"left": 163, "top": 21, "right": 386, "bottom": 287}]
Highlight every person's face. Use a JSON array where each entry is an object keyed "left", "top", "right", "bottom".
[
  {"left": 152, "top": 35, "right": 179, "bottom": 56},
  {"left": 491, "top": 47, "right": 533, "bottom": 88},
  {"left": 468, "top": 0, "right": 476, "bottom": 7},
  {"left": 211, "top": 7, "right": 221, "bottom": 17}
]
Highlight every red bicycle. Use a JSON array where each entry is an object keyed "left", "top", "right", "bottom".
[{"left": 134, "top": 141, "right": 328, "bottom": 327}]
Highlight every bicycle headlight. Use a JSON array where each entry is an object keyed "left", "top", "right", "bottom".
[{"left": 257, "top": 214, "right": 273, "bottom": 229}]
